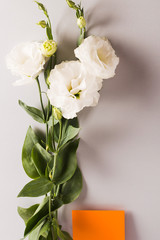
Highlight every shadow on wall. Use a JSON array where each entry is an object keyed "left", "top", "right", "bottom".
[
  {"left": 56, "top": 8, "right": 78, "bottom": 63},
  {"left": 56, "top": 1, "right": 152, "bottom": 240},
  {"left": 125, "top": 212, "right": 139, "bottom": 240},
  {"left": 85, "top": 0, "right": 120, "bottom": 37}
]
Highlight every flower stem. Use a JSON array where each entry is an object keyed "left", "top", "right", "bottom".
[
  {"left": 52, "top": 107, "right": 56, "bottom": 150},
  {"left": 36, "top": 77, "right": 46, "bottom": 119},
  {"left": 57, "top": 119, "right": 62, "bottom": 150},
  {"left": 49, "top": 192, "right": 55, "bottom": 239}
]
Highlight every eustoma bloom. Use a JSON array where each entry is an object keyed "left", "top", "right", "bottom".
[
  {"left": 41, "top": 40, "right": 57, "bottom": 57},
  {"left": 47, "top": 61, "right": 102, "bottom": 119},
  {"left": 6, "top": 42, "right": 46, "bottom": 85},
  {"left": 74, "top": 35, "right": 119, "bottom": 79}
]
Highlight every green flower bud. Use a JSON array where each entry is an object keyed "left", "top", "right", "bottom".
[
  {"left": 77, "top": 16, "right": 86, "bottom": 29},
  {"left": 41, "top": 40, "right": 57, "bottom": 57},
  {"left": 35, "top": 1, "right": 45, "bottom": 11},
  {"left": 66, "top": 0, "right": 77, "bottom": 9},
  {"left": 37, "top": 20, "right": 47, "bottom": 28},
  {"left": 52, "top": 107, "right": 62, "bottom": 120}
]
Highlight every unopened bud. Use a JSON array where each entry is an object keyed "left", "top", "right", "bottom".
[
  {"left": 41, "top": 40, "right": 57, "bottom": 57},
  {"left": 77, "top": 16, "right": 86, "bottom": 29},
  {"left": 35, "top": 1, "right": 44, "bottom": 10},
  {"left": 66, "top": 0, "right": 77, "bottom": 9},
  {"left": 37, "top": 20, "right": 47, "bottom": 28},
  {"left": 53, "top": 107, "right": 62, "bottom": 120}
]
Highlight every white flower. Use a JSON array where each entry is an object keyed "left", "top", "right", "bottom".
[
  {"left": 6, "top": 42, "right": 46, "bottom": 85},
  {"left": 41, "top": 40, "right": 57, "bottom": 57},
  {"left": 74, "top": 35, "right": 119, "bottom": 79},
  {"left": 47, "top": 61, "right": 102, "bottom": 119}
]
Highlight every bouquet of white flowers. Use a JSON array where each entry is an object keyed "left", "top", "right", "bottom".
[{"left": 6, "top": 1, "right": 119, "bottom": 239}]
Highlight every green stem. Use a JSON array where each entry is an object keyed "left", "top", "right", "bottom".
[
  {"left": 52, "top": 152, "right": 58, "bottom": 180},
  {"left": 50, "top": 118, "right": 62, "bottom": 240},
  {"left": 36, "top": 77, "right": 46, "bottom": 119},
  {"left": 46, "top": 99, "right": 51, "bottom": 151},
  {"left": 46, "top": 123, "right": 49, "bottom": 151},
  {"left": 57, "top": 120, "right": 62, "bottom": 150},
  {"left": 56, "top": 185, "right": 60, "bottom": 197},
  {"left": 52, "top": 107, "right": 56, "bottom": 150},
  {"left": 49, "top": 192, "right": 52, "bottom": 219},
  {"left": 49, "top": 192, "right": 54, "bottom": 239}
]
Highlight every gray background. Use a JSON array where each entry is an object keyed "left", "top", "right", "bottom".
[{"left": 1, "top": 0, "right": 160, "bottom": 239}]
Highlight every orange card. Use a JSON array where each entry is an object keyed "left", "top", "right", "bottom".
[{"left": 72, "top": 210, "right": 125, "bottom": 240}]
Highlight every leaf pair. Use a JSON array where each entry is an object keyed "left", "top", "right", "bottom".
[
  {"left": 18, "top": 197, "right": 63, "bottom": 238},
  {"left": 53, "top": 117, "right": 80, "bottom": 149},
  {"left": 21, "top": 126, "right": 52, "bottom": 180}
]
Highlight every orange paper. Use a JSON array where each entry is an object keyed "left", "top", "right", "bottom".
[{"left": 72, "top": 210, "right": 125, "bottom": 240}]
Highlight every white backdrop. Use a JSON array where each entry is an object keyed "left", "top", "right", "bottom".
[{"left": 1, "top": 0, "right": 160, "bottom": 239}]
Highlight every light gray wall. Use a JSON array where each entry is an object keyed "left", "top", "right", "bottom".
[{"left": 1, "top": 0, "right": 160, "bottom": 239}]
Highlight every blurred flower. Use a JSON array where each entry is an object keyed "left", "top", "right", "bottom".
[
  {"left": 47, "top": 61, "right": 102, "bottom": 119},
  {"left": 41, "top": 40, "right": 57, "bottom": 57},
  {"left": 6, "top": 42, "right": 46, "bottom": 85},
  {"left": 74, "top": 35, "right": 119, "bottom": 79}
]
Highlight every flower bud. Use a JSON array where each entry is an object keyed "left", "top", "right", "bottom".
[
  {"left": 35, "top": 1, "right": 45, "bottom": 11},
  {"left": 66, "top": 0, "right": 77, "bottom": 9},
  {"left": 77, "top": 16, "right": 86, "bottom": 29},
  {"left": 52, "top": 107, "right": 62, "bottom": 120},
  {"left": 37, "top": 20, "right": 47, "bottom": 28},
  {"left": 41, "top": 40, "right": 57, "bottom": 57}
]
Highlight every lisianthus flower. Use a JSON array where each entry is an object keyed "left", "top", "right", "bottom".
[
  {"left": 74, "top": 35, "right": 119, "bottom": 79},
  {"left": 6, "top": 42, "right": 46, "bottom": 85},
  {"left": 41, "top": 40, "right": 57, "bottom": 57},
  {"left": 47, "top": 61, "right": 102, "bottom": 119}
]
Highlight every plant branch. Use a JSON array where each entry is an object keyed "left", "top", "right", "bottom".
[{"left": 36, "top": 77, "right": 46, "bottom": 119}]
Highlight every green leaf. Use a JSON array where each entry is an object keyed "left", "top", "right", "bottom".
[
  {"left": 18, "top": 177, "right": 53, "bottom": 197},
  {"left": 22, "top": 126, "right": 40, "bottom": 179},
  {"left": 39, "top": 221, "right": 50, "bottom": 238},
  {"left": 24, "top": 197, "right": 62, "bottom": 237},
  {"left": 61, "top": 167, "right": 82, "bottom": 204},
  {"left": 53, "top": 139, "right": 79, "bottom": 184},
  {"left": 54, "top": 117, "right": 79, "bottom": 146},
  {"left": 46, "top": 231, "right": 52, "bottom": 240},
  {"left": 19, "top": 100, "right": 45, "bottom": 123},
  {"left": 48, "top": 127, "right": 55, "bottom": 152},
  {"left": 17, "top": 204, "right": 39, "bottom": 225},
  {"left": 39, "top": 236, "right": 47, "bottom": 240},
  {"left": 48, "top": 115, "right": 59, "bottom": 127},
  {"left": 28, "top": 223, "right": 43, "bottom": 240},
  {"left": 61, "top": 125, "right": 80, "bottom": 147},
  {"left": 57, "top": 228, "right": 73, "bottom": 240},
  {"left": 31, "top": 143, "right": 53, "bottom": 176},
  {"left": 24, "top": 197, "right": 49, "bottom": 237}
]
